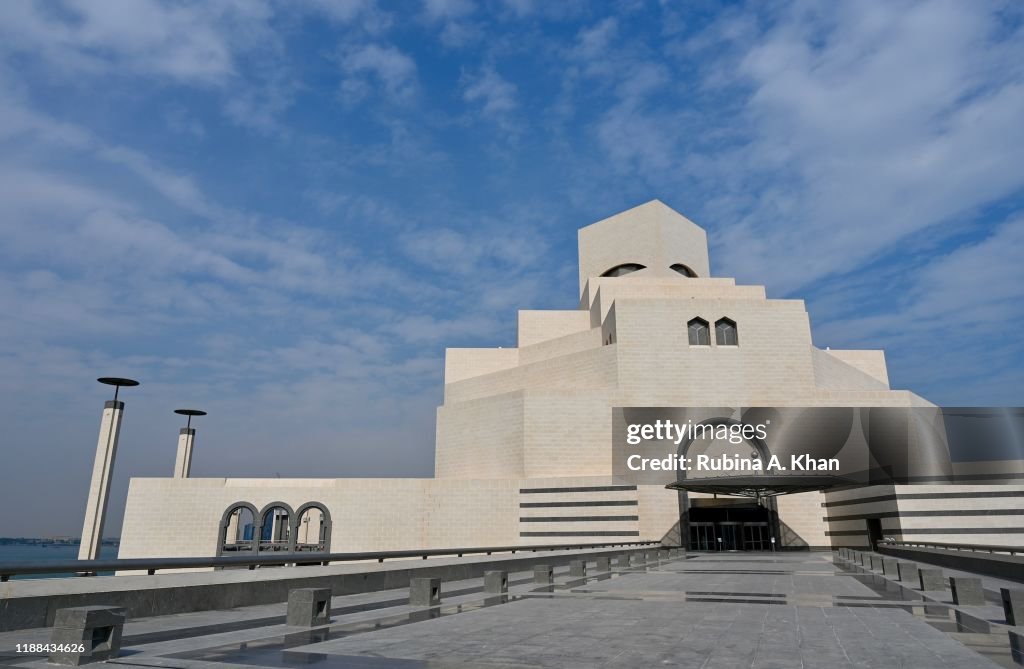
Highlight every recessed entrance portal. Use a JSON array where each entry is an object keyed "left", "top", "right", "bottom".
[{"left": 687, "top": 501, "right": 775, "bottom": 551}]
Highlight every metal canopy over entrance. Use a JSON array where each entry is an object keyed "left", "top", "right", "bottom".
[
  {"left": 666, "top": 474, "right": 851, "bottom": 498},
  {"left": 671, "top": 475, "right": 853, "bottom": 552}
]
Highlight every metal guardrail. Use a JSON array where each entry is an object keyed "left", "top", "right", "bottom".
[
  {"left": 878, "top": 539, "right": 1023, "bottom": 557},
  {"left": 0, "top": 540, "right": 662, "bottom": 581}
]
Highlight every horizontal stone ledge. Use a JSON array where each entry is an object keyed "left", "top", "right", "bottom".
[
  {"left": 877, "top": 544, "right": 1024, "bottom": 585},
  {"left": 0, "top": 546, "right": 659, "bottom": 632}
]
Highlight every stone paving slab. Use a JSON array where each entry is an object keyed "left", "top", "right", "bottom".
[
  {"left": 2, "top": 553, "right": 1016, "bottom": 669},
  {"left": 296, "top": 597, "right": 994, "bottom": 668}
]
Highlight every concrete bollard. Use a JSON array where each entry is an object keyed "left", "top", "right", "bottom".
[
  {"left": 569, "top": 560, "right": 587, "bottom": 577},
  {"left": 595, "top": 557, "right": 611, "bottom": 572},
  {"left": 409, "top": 577, "right": 441, "bottom": 606},
  {"left": 616, "top": 554, "right": 632, "bottom": 569},
  {"left": 897, "top": 562, "right": 919, "bottom": 584},
  {"left": 49, "top": 606, "right": 126, "bottom": 666},
  {"left": 287, "top": 588, "right": 331, "bottom": 627},
  {"left": 918, "top": 568, "right": 945, "bottom": 591},
  {"left": 882, "top": 558, "right": 899, "bottom": 577},
  {"left": 533, "top": 565, "right": 553, "bottom": 584},
  {"left": 949, "top": 577, "right": 985, "bottom": 606},
  {"left": 484, "top": 570, "right": 508, "bottom": 594},
  {"left": 1001, "top": 588, "right": 1024, "bottom": 626}
]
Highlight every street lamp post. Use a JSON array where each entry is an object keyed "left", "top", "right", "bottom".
[
  {"left": 78, "top": 377, "right": 139, "bottom": 561},
  {"left": 172, "top": 409, "right": 206, "bottom": 478}
]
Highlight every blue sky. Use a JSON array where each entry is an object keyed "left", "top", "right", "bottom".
[{"left": 0, "top": 0, "right": 1022, "bottom": 537}]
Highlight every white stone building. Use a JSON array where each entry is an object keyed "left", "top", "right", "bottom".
[{"left": 116, "top": 201, "right": 1024, "bottom": 559}]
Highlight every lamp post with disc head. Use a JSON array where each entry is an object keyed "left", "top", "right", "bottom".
[
  {"left": 78, "top": 377, "right": 139, "bottom": 561},
  {"left": 172, "top": 409, "right": 206, "bottom": 478}
]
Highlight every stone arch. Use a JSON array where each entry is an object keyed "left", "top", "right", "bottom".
[
  {"left": 687, "top": 317, "right": 710, "bottom": 346},
  {"left": 256, "top": 501, "right": 295, "bottom": 553},
  {"left": 218, "top": 502, "right": 258, "bottom": 556},
  {"left": 715, "top": 317, "right": 738, "bottom": 346},
  {"left": 670, "top": 263, "right": 697, "bottom": 277},
  {"left": 600, "top": 263, "right": 646, "bottom": 277},
  {"left": 293, "top": 502, "right": 332, "bottom": 553}
]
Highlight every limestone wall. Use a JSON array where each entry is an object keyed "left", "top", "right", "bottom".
[{"left": 116, "top": 475, "right": 673, "bottom": 561}]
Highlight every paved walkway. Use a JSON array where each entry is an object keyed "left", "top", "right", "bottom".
[{"left": 1, "top": 552, "right": 1019, "bottom": 668}]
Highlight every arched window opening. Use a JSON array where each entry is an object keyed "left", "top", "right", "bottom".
[
  {"left": 295, "top": 503, "right": 331, "bottom": 553},
  {"left": 258, "top": 504, "right": 292, "bottom": 552},
  {"left": 601, "top": 263, "right": 646, "bottom": 277},
  {"left": 715, "top": 318, "right": 738, "bottom": 346},
  {"left": 220, "top": 504, "right": 256, "bottom": 555},
  {"left": 688, "top": 318, "right": 710, "bottom": 346},
  {"left": 670, "top": 263, "right": 697, "bottom": 277}
]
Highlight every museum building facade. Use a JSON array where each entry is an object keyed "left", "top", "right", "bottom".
[{"left": 116, "top": 201, "right": 1024, "bottom": 559}]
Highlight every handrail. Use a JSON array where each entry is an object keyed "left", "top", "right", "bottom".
[
  {"left": 0, "top": 540, "right": 661, "bottom": 581},
  {"left": 878, "top": 539, "right": 1022, "bottom": 557}
]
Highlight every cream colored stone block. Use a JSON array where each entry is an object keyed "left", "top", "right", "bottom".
[
  {"left": 578, "top": 200, "right": 710, "bottom": 292},
  {"left": 518, "top": 310, "right": 592, "bottom": 347},
  {"left": 445, "top": 348, "right": 519, "bottom": 384},
  {"left": 820, "top": 349, "right": 889, "bottom": 386}
]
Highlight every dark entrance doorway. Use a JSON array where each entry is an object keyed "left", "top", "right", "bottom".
[
  {"left": 866, "top": 517, "right": 883, "bottom": 550},
  {"left": 687, "top": 502, "right": 775, "bottom": 551}
]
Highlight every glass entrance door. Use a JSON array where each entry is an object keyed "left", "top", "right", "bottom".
[
  {"left": 688, "top": 503, "right": 777, "bottom": 551},
  {"left": 718, "top": 522, "right": 741, "bottom": 551},
  {"left": 743, "top": 522, "right": 769, "bottom": 551},
  {"left": 689, "top": 522, "right": 715, "bottom": 551}
]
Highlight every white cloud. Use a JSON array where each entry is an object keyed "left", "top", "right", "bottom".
[
  {"left": 501, "top": 0, "right": 533, "bottom": 18},
  {"left": 97, "top": 146, "right": 223, "bottom": 219},
  {"left": 300, "top": 0, "right": 387, "bottom": 28},
  {"left": 703, "top": 2, "right": 1024, "bottom": 294},
  {"left": 163, "top": 106, "right": 206, "bottom": 139},
  {"left": 462, "top": 66, "right": 518, "bottom": 118},
  {"left": 0, "top": 1, "right": 302, "bottom": 132},
  {"left": 575, "top": 17, "right": 618, "bottom": 61},
  {"left": 0, "top": 0, "right": 248, "bottom": 85},
  {"left": 399, "top": 225, "right": 542, "bottom": 276},
  {"left": 813, "top": 217, "right": 1024, "bottom": 403},
  {"left": 423, "top": 0, "right": 474, "bottom": 21},
  {"left": 339, "top": 43, "right": 418, "bottom": 103},
  {"left": 569, "top": 2, "right": 1024, "bottom": 299}
]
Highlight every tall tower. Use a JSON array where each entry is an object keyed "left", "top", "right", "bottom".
[
  {"left": 577, "top": 199, "right": 711, "bottom": 294},
  {"left": 78, "top": 377, "right": 137, "bottom": 560}
]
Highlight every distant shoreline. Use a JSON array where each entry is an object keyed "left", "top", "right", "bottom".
[{"left": 0, "top": 537, "right": 119, "bottom": 546}]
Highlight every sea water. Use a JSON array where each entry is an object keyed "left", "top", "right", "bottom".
[{"left": 0, "top": 544, "right": 115, "bottom": 579}]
